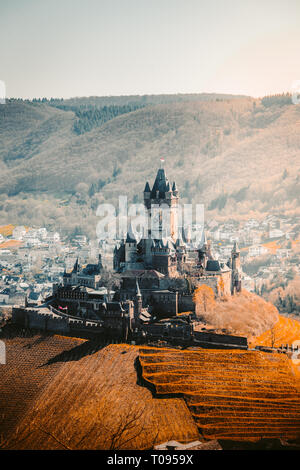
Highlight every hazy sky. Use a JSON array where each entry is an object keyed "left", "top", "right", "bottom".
[{"left": 0, "top": 0, "right": 299, "bottom": 98}]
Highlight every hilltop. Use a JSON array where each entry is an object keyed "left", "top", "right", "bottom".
[{"left": 0, "top": 93, "right": 299, "bottom": 236}]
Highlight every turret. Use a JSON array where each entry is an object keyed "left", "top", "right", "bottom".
[
  {"left": 134, "top": 279, "right": 142, "bottom": 318},
  {"left": 198, "top": 230, "right": 208, "bottom": 269},
  {"left": 143, "top": 182, "right": 151, "bottom": 201},
  {"left": 198, "top": 230, "right": 209, "bottom": 269},
  {"left": 125, "top": 222, "right": 137, "bottom": 263},
  {"left": 72, "top": 258, "right": 80, "bottom": 273},
  {"left": 231, "top": 241, "right": 241, "bottom": 271},
  {"left": 231, "top": 241, "right": 241, "bottom": 294},
  {"left": 172, "top": 181, "right": 178, "bottom": 197},
  {"left": 98, "top": 253, "right": 103, "bottom": 272},
  {"left": 165, "top": 181, "right": 172, "bottom": 199}
]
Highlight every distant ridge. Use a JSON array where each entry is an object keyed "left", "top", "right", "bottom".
[{"left": 47, "top": 92, "right": 249, "bottom": 108}]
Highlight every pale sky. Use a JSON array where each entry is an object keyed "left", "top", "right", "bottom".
[{"left": 0, "top": 0, "right": 299, "bottom": 99}]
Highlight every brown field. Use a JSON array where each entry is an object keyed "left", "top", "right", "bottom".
[
  {"left": 2, "top": 323, "right": 300, "bottom": 449},
  {"left": 1, "top": 337, "right": 198, "bottom": 450},
  {"left": 0, "top": 333, "right": 84, "bottom": 442},
  {"left": 139, "top": 346, "right": 300, "bottom": 441}
]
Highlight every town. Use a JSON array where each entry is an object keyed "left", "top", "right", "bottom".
[{"left": 0, "top": 208, "right": 299, "bottom": 316}]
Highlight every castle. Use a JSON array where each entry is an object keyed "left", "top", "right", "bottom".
[
  {"left": 63, "top": 255, "right": 103, "bottom": 289},
  {"left": 59, "top": 164, "right": 242, "bottom": 316},
  {"left": 112, "top": 165, "right": 242, "bottom": 311},
  {"left": 11, "top": 165, "right": 244, "bottom": 342}
]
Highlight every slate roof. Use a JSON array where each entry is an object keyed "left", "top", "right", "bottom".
[
  {"left": 206, "top": 260, "right": 221, "bottom": 271},
  {"left": 150, "top": 168, "right": 170, "bottom": 198}
]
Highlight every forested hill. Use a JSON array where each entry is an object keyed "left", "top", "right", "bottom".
[{"left": 0, "top": 92, "right": 299, "bottom": 236}]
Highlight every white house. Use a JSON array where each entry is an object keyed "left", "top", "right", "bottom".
[
  {"left": 269, "top": 229, "right": 284, "bottom": 239},
  {"left": 47, "top": 232, "right": 60, "bottom": 244},
  {"left": 248, "top": 244, "right": 269, "bottom": 257},
  {"left": 276, "top": 249, "right": 291, "bottom": 259},
  {"left": 12, "top": 226, "right": 27, "bottom": 240}
]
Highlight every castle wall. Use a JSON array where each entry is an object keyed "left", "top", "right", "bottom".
[
  {"left": 178, "top": 294, "right": 195, "bottom": 312},
  {"left": 12, "top": 307, "right": 70, "bottom": 333},
  {"left": 192, "top": 271, "right": 231, "bottom": 297}
]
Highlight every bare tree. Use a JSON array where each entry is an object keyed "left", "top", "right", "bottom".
[
  {"left": 270, "top": 326, "right": 276, "bottom": 348},
  {"left": 1, "top": 405, "right": 154, "bottom": 450},
  {"left": 103, "top": 405, "right": 147, "bottom": 450}
]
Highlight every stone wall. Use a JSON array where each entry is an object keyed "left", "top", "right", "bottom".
[
  {"left": 192, "top": 271, "right": 231, "bottom": 297},
  {"left": 12, "top": 307, "right": 70, "bottom": 333}
]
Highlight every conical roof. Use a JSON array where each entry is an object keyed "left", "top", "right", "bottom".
[
  {"left": 198, "top": 230, "right": 207, "bottom": 250},
  {"left": 232, "top": 241, "right": 240, "bottom": 252},
  {"left": 144, "top": 181, "right": 151, "bottom": 192},
  {"left": 175, "top": 230, "right": 184, "bottom": 247},
  {"left": 126, "top": 221, "right": 136, "bottom": 243},
  {"left": 72, "top": 258, "right": 80, "bottom": 272},
  {"left": 150, "top": 168, "right": 170, "bottom": 198}
]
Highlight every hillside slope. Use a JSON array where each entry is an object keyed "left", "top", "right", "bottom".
[
  {"left": 1, "top": 337, "right": 199, "bottom": 450},
  {"left": 0, "top": 332, "right": 84, "bottom": 440},
  {"left": 1, "top": 329, "right": 299, "bottom": 449},
  {"left": 0, "top": 94, "right": 299, "bottom": 234}
]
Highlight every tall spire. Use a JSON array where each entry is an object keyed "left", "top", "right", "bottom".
[
  {"left": 126, "top": 220, "right": 136, "bottom": 243},
  {"left": 150, "top": 167, "right": 170, "bottom": 198},
  {"left": 135, "top": 278, "right": 142, "bottom": 297},
  {"left": 73, "top": 257, "right": 80, "bottom": 272},
  {"left": 233, "top": 241, "right": 240, "bottom": 253},
  {"left": 144, "top": 181, "right": 150, "bottom": 193},
  {"left": 198, "top": 229, "right": 207, "bottom": 250}
]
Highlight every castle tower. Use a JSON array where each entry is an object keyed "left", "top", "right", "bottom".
[
  {"left": 134, "top": 279, "right": 142, "bottom": 318},
  {"left": 97, "top": 253, "right": 103, "bottom": 271},
  {"left": 231, "top": 241, "right": 242, "bottom": 294},
  {"left": 231, "top": 241, "right": 241, "bottom": 271},
  {"left": 175, "top": 230, "right": 187, "bottom": 272},
  {"left": 144, "top": 162, "right": 179, "bottom": 241},
  {"left": 72, "top": 257, "right": 80, "bottom": 273},
  {"left": 125, "top": 223, "right": 137, "bottom": 263},
  {"left": 143, "top": 181, "right": 151, "bottom": 202},
  {"left": 198, "top": 230, "right": 208, "bottom": 269}
]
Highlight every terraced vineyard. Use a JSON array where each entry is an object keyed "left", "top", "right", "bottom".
[
  {"left": 139, "top": 347, "right": 300, "bottom": 441},
  {"left": 2, "top": 326, "right": 300, "bottom": 448}
]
